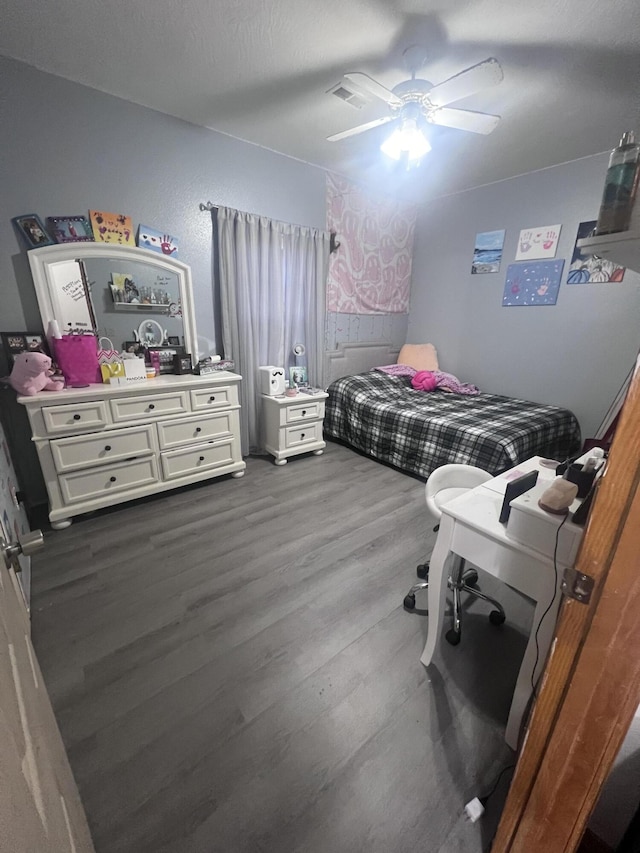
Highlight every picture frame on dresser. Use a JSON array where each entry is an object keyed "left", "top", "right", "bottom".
[
  {"left": 1, "top": 332, "right": 50, "bottom": 369},
  {"left": 47, "top": 215, "right": 95, "bottom": 243},
  {"left": 12, "top": 214, "right": 55, "bottom": 249}
]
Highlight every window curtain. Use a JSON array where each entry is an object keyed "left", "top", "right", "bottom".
[{"left": 216, "top": 206, "right": 330, "bottom": 455}]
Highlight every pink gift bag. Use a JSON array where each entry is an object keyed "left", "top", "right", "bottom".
[{"left": 53, "top": 334, "right": 101, "bottom": 386}]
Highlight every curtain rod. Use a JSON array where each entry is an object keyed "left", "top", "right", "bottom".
[{"left": 199, "top": 201, "right": 338, "bottom": 252}]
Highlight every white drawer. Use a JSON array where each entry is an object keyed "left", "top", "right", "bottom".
[
  {"left": 161, "top": 440, "right": 235, "bottom": 480},
  {"left": 284, "top": 422, "right": 321, "bottom": 448},
  {"left": 283, "top": 400, "right": 324, "bottom": 425},
  {"left": 42, "top": 400, "right": 109, "bottom": 435},
  {"left": 190, "top": 386, "right": 235, "bottom": 411},
  {"left": 110, "top": 391, "right": 188, "bottom": 423},
  {"left": 157, "top": 412, "right": 233, "bottom": 449},
  {"left": 59, "top": 457, "right": 158, "bottom": 504},
  {"left": 50, "top": 425, "right": 156, "bottom": 473}
]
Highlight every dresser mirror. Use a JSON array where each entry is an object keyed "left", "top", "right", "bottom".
[{"left": 28, "top": 244, "right": 198, "bottom": 355}]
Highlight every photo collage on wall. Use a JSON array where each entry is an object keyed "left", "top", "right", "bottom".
[{"left": 470, "top": 219, "right": 626, "bottom": 308}]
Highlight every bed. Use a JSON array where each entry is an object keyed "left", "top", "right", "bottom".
[{"left": 323, "top": 343, "right": 581, "bottom": 480}]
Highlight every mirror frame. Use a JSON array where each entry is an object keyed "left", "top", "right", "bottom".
[{"left": 28, "top": 243, "right": 198, "bottom": 356}]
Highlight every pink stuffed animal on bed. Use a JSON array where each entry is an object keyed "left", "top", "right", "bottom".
[{"left": 9, "top": 351, "right": 64, "bottom": 396}]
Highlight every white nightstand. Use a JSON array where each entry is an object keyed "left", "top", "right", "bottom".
[{"left": 262, "top": 390, "right": 329, "bottom": 465}]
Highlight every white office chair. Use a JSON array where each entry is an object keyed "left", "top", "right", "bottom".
[{"left": 403, "top": 463, "right": 506, "bottom": 645}]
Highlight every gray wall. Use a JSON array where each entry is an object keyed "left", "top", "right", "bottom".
[
  {"left": 0, "top": 56, "right": 326, "bottom": 358},
  {"left": 408, "top": 154, "right": 640, "bottom": 439}
]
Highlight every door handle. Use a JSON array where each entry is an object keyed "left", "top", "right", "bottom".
[{"left": 1, "top": 530, "right": 44, "bottom": 574}]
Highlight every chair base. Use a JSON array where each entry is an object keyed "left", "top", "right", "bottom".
[{"left": 403, "top": 558, "right": 506, "bottom": 646}]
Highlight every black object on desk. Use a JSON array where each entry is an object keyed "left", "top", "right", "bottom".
[
  {"left": 499, "top": 470, "right": 539, "bottom": 524},
  {"left": 564, "top": 463, "right": 597, "bottom": 499}
]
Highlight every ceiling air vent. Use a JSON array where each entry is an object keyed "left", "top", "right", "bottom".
[{"left": 328, "top": 82, "right": 368, "bottom": 109}]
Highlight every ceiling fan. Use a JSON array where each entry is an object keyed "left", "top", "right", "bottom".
[{"left": 327, "top": 47, "right": 504, "bottom": 162}]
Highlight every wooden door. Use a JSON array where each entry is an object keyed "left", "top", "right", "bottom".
[
  {"left": 0, "top": 538, "right": 95, "bottom": 852},
  {"left": 493, "top": 354, "right": 640, "bottom": 852}
]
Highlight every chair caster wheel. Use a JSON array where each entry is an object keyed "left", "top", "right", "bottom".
[
  {"left": 464, "top": 569, "right": 479, "bottom": 587},
  {"left": 403, "top": 594, "right": 416, "bottom": 610},
  {"left": 489, "top": 610, "right": 506, "bottom": 626},
  {"left": 416, "top": 563, "right": 429, "bottom": 580},
  {"left": 445, "top": 629, "right": 461, "bottom": 646}
]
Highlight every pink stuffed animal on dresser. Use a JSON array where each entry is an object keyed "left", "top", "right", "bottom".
[{"left": 9, "top": 351, "right": 65, "bottom": 396}]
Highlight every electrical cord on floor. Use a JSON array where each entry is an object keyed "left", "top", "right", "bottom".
[{"left": 481, "top": 763, "right": 516, "bottom": 806}]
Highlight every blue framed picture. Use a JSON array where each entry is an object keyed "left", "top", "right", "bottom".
[
  {"left": 502, "top": 259, "right": 565, "bottom": 307},
  {"left": 12, "top": 214, "right": 54, "bottom": 249},
  {"left": 47, "top": 215, "right": 94, "bottom": 243}
]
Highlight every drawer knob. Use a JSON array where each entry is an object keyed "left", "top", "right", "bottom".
[
  {"left": 148, "top": 404, "right": 155, "bottom": 410},
  {"left": 109, "top": 476, "right": 116, "bottom": 483},
  {"left": 195, "top": 427, "right": 202, "bottom": 433},
  {"left": 199, "top": 455, "right": 205, "bottom": 462},
  {"left": 208, "top": 396, "right": 216, "bottom": 403},
  {"left": 104, "top": 445, "right": 112, "bottom": 452},
  {"left": 301, "top": 433, "right": 305, "bottom": 439},
  {"left": 73, "top": 413, "right": 81, "bottom": 421},
  {"left": 302, "top": 410, "right": 307, "bottom": 416}
]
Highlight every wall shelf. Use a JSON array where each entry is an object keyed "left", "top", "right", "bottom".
[
  {"left": 112, "top": 303, "right": 170, "bottom": 314},
  {"left": 577, "top": 229, "right": 640, "bottom": 273}
]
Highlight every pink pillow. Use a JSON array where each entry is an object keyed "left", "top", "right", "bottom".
[
  {"left": 411, "top": 371, "right": 438, "bottom": 391},
  {"left": 397, "top": 343, "right": 439, "bottom": 372}
]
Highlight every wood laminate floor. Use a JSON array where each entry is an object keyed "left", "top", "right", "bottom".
[{"left": 31, "top": 441, "right": 533, "bottom": 853}]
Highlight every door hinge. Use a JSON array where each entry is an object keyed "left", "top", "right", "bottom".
[{"left": 561, "top": 567, "right": 594, "bottom": 604}]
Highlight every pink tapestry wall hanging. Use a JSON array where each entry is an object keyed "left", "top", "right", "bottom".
[{"left": 326, "top": 172, "right": 417, "bottom": 314}]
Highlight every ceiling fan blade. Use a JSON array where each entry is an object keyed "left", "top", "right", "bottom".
[
  {"left": 428, "top": 57, "right": 503, "bottom": 107},
  {"left": 429, "top": 107, "right": 501, "bottom": 135},
  {"left": 327, "top": 115, "right": 396, "bottom": 142},
  {"left": 344, "top": 72, "right": 403, "bottom": 108}
]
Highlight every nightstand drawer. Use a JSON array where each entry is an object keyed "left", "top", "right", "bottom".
[
  {"left": 284, "top": 422, "right": 321, "bottom": 448},
  {"left": 160, "top": 440, "right": 234, "bottom": 479},
  {"left": 50, "top": 425, "right": 156, "bottom": 473},
  {"left": 42, "top": 400, "right": 109, "bottom": 435},
  {"left": 110, "top": 391, "right": 188, "bottom": 423},
  {"left": 190, "top": 386, "right": 235, "bottom": 411},
  {"left": 59, "top": 457, "right": 158, "bottom": 504},
  {"left": 157, "top": 412, "right": 233, "bottom": 449},
  {"left": 284, "top": 400, "right": 324, "bottom": 424}
]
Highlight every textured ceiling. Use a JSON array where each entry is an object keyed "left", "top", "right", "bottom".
[{"left": 2, "top": 0, "right": 640, "bottom": 200}]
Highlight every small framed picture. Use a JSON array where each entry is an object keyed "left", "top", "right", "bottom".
[
  {"left": 147, "top": 345, "right": 184, "bottom": 374},
  {"left": 47, "top": 215, "right": 94, "bottom": 243},
  {"left": 167, "top": 336, "right": 181, "bottom": 346},
  {"left": 1, "top": 332, "right": 50, "bottom": 368},
  {"left": 289, "top": 366, "right": 308, "bottom": 386},
  {"left": 123, "top": 341, "right": 145, "bottom": 357},
  {"left": 12, "top": 214, "right": 54, "bottom": 249}
]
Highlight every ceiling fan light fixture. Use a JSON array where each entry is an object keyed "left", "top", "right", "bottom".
[{"left": 380, "top": 118, "right": 431, "bottom": 164}]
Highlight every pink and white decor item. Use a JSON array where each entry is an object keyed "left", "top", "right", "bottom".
[{"left": 326, "top": 173, "right": 416, "bottom": 314}]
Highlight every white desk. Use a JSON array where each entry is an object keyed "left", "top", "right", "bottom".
[{"left": 420, "top": 456, "right": 589, "bottom": 749}]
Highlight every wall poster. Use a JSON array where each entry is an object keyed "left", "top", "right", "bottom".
[
  {"left": 515, "top": 224, "right": 561, "bottom": 260},
  {"left": 502, "top": 259, "right": 565, "bottom": 306},
  {"left": 471, "top": 229, "right": 506, "bottom": 274},
  {"left": 567, "top": 220, "right": 626, "bottom": 283}
]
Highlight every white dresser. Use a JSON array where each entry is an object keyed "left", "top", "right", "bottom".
[
  {"left": 19, "top": 373, "right": 245, "bottom": 528},
  {"left": 262, "top": 390, "right": 328, "bottom": 465}
]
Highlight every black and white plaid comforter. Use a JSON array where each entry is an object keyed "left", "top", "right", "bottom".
[{"left": 324, "top": 371, "right": 581, "bottom": 479}]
